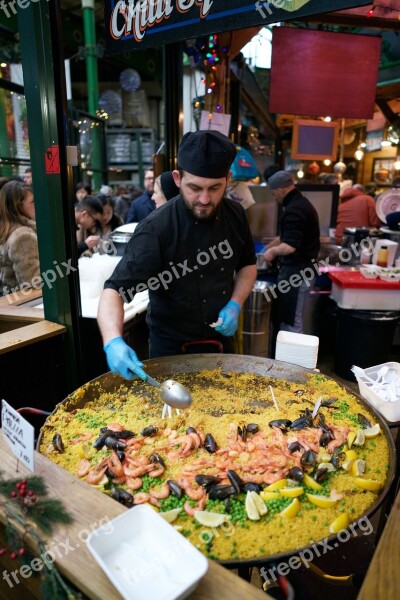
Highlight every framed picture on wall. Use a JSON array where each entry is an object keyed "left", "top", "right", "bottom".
[
  {"left": 291, "top": 119, "right": 340, "bottom": 161},
  {"left": 372, "top": 158, "right": 395, "bottom": 186}
]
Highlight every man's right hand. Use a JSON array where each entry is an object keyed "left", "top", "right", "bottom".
[{"left": 103, "top": 337, "right": 147, "bottom": 381}]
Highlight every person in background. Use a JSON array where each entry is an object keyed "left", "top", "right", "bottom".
[
  {"left": 0, "top": 180, "right": 39, "bottom": 293},
  {"left": 75, "top": 182, "right": 92, "bottom": 204},
  {"left": 126, "top": 169, "right": 155, "bottom": 223},
  {"left": 335, "top": 186, "right": 381, "bottom": 245},
  {"left": 152, "top": 171, "right": 180, "bottom": 208},
  {"left": 263, "top": 171, "right": 320, "bottom": 334},
  {"left": 353, "top": 183, "right": 365, "bottom": 193},
  {"left": 365, "top": 182, "right": 378, "bottom": 199},
  {"left": 96, "top": 195, "right": 122, "bottom": 241},
  {"left": 98, "top": 130, "right": 257, "bottom": 378},
  {"left": 325, "top": 174, "right": 340, "bottom": 186},
  {"left": 23, "top": 168, "right": 32, "bottom": 186},
  {"left": 75, "top": 196, "right": 103, "bottom": 257}
]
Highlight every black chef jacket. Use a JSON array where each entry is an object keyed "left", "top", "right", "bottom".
[
  {"left": 104, "top": 195, "right": 256, "bottom": 342},
  {"left": 279, "top": 188, "right": 320, "bottom": 267}
]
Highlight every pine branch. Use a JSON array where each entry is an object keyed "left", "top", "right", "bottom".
[
  {"left": 0, "top": 474, "right": 48, "bottom": 497},
  {"left": 28, "top": 499, "right": 73, "bottom": 534}
]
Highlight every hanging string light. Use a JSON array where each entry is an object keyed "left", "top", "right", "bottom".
[{"left": 202, "top": 33, "right": 228, "bottom": 114}]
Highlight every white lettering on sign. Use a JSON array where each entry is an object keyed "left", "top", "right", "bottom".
[
  {"left": 110, "top": 0, "right": 213, "bottom": 43},
  {"left": 1, "top": 400, "right": 35, "bottom": 472}
]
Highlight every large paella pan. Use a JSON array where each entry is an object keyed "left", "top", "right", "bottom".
[{"left": 38, "top": 355, "right": 396, "bottom": 567}]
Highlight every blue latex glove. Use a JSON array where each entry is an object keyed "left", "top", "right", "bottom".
[
  {"left": 103, "top": 337, "right": 147, "bottom": 381},
  {"left": 214, "top": 300, "right": 241, "bottom": 337}
]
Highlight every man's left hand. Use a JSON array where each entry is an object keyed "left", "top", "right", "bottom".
[
  {"left": 214, "top": 300, "right": 241, "bottom": 337},
  {"left": 263, "top": 248, "right": 276, "bottom": 263}
]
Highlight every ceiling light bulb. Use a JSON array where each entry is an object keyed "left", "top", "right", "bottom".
[
  {"left": 324, "top": 116, "right": 332, "bottom": 122},
  {"left": 297, "top": 169, "right": 304, "bottom": 179},
  {"left": 323, "top": 159, "right": 331, "bottom": 166},
  {"left": 354, "top": 149, "right": 364, "bottom": 161}
]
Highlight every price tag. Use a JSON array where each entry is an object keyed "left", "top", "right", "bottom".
[{"left": 1, "top": 400, "right": 35, "bottom": 472}]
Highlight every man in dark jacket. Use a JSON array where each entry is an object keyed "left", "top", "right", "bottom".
[
  {"left": 98, "top": 130, "right": 257, "bottom": 380},
  {"left": 126, "top": 169, "right": 155, "bottom": 223},
  {"left": 263, "top": 171, "right": 320, "bottom": 334}
]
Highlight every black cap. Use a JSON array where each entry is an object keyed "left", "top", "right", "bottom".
[
  {"left": 160, "top": 171, "right": 179, "bottom": 201},
  {"left": 178, "top": 130, "right": 237, "bottom": 179}
]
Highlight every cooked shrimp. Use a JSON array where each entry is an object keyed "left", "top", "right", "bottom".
[
  {"left": 107, "top": 422, "right": 125, "bottom": 431},
  {"left": 126, "top": 477, "right": 143, "bottom": 491},
  {"left": 149, "top": 483, "right": 170, "bottom": 499},
  {"left": 133, "top": 493, "right": 150, "bottom": 504},
  {"left": 76, "top": 458, "right": 90, "bottom": 478},
  {"left": 69, "top": 432, "right": 93, "bottom": 444},
  {"left": 183, "top": 496, "right": 206, "bottom": 516}
]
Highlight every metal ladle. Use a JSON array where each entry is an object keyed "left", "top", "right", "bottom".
[{"left": 145, "top": 374, "right": 192, "bottom": 409}]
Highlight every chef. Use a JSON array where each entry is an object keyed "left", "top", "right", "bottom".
[{"left": 97, "top": 130, "right": 257, "bottom": 380}]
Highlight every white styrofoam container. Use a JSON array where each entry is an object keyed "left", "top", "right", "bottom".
[
  {"left": 87, "top": 505, "right": 208, "bottom": 600},
  {"left": 356, "top": 361, "right": 400, "bottom": 423},
  {"left": 330, "top": 282, "right": 400, "bottom": 310}
]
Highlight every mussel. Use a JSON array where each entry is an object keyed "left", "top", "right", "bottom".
[
  {"left": 243, "top": 482, "right": 262, "bottom": 493},
  {"left": 269, "top": 419, "right": 292, "bottom": 432},
  {"left": 294, "top": 389, "right": 305, "bottom": 396},
  {"left": 116, "top": 450, "right": 125, "bottom": 462},
  {"left": 195, "top": 475, "right": 220, "bottom": 489},
  {"left": 358, "top": 413, "right": 372, "bottom": 429},
  {"left": 290, "top": 410, "right": 313, "bottom": 431},
  {"left": 204, "top": 433, "right": 218, "bottom": 454},
  {"left": 104, "top": 436, "right": 126, "bottom": 451},
  {"left": 105, "top": 467, "right": 117, "bottom": 479},
  {"left": 93, "top": 432, "right": 110, "bottom": 450},
  {"left": 208, "top": 484, "right": 236, "bottom": 500},
  {"left": 226, "top": 470, "right": 244, "bottom": 493},
  {"left": 246, "top": 423, "right": 259, "bottom": 435},
  {"left": 321, "top": 397, "right": 338, "bottom": 408},
  {"left": 314, "top": 467, "right": 329, "bottom": 483},
  {"left": 149, "top": 453, "right": 166, "bottom": 468},
  {"left": 237, "top": 425, "right": 247, "bottom": 442},
  {"left": 186, "top": 427, "right": 197, "bottom": 435},
  {"left": 300, "top": 449, "right": 317, "bottom": 468},
  {"left": 288, "top": 466, "right": 304, "bottom": 482},
  {"left": 288, "top": 441, "right": 302, "bottom": 453},
  {"left": 167, "top": 480, "right": 184, "bottom": 498},
  {"left": 113, "top": 430, "right": 136, "bottom": 440},
  {"left": 331, "top": 449, "right": 345, "bottom": 469},
  {"left": 140, "top": 425, "right": 158, "bottom": 437},
  {"left": 52, "top": 433, "right": 64, "bottom": 453},
  {"left": 319, "top": 431, "right": 334, "bottom": 447},
  {"left": 111, "top": 487, "right": 133, "bottom": 507}
]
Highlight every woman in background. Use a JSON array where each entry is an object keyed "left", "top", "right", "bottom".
[
  {"left": 97, "top": 195, "right": 123, "bottom": 240},
  {"left": 0, "top": 180, "right": 39, "bottom": 293}
]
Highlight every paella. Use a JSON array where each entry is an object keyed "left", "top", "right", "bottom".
[{"left": 39, "top": 368, "right": 391, "bottom": 562}]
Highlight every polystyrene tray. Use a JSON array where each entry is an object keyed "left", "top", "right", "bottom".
[
  {"left": 356, "top": 361, "right": 400, "bottom": 423},
  {"left": 86, "top": 505, "right": 208, "bottom": 600}
]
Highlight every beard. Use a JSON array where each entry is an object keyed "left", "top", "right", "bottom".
[{"left": 180, "top": 186, "right": 226, "bottom": 220}]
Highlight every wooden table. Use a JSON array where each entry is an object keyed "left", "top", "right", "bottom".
[
  {"left": 357, "top": 486, "right": 400, "bottom": 600},
  {"left": 0, "top": 435, "right": 269, "bottom": 600}
]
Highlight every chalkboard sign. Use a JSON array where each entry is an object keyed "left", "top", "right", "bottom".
[{"left": 291, "top": 119, "right": 339, "bottom": 161}]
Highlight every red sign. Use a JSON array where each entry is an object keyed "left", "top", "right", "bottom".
[
  {"left": 269, "top": 28, "right": 381, "bottom": 119},
  {"left": 45, "top": 145, "right": 60, "bottom": 174}
]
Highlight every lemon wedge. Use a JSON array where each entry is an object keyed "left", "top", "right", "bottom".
[
  {"left": 279, "top": 487, "right": 304, "bottom": 498},
  {"left": 306, "top": 493, "right": 337, "bottom": 508},
  {"left": 260, "top": 490, "right": 280, "bottom": 502},
  {"left": 363, "top": 424, "right": 381, "bottom": 439},
  {"left": 245, "top": 490, "right": 261, "bottom": 520},
  {"left": 249, "top": 491, "right": 268, "bottom": 516},
  {"left": 303, "top": 473, "right": 323, "bottom": 491},
  {"left": 352, "top": 459, "right": 366, "bottom": 476},
  {"left": 160, "top": 507, "right": 182, "bottom": 523},
  {"left": 341, "top": 460, "right": 354, "bottom": 472},
  {"left": 329, "top": 513, "right": 350, "bottom": 534},
  {"left": 265, "top": 478, "right": 287, "bottom": 491},
  {"left": 353, "top": 430, "right": 365, "bottom": 446},
  {"left": 194, "top": 510, "right": 230, "bottom": 527},
  {"left": 280, "top": 498, "right": 301, "bottom": 518},
  {"left": 347, "top": 431, "right": 356, "bottom": 448},
  {"left": 318, "top": 462, "right": 335, "bottom": 472},
  {"left": 78, "top": 442, "right": 91, "bottom": 459},
  {"left": 317, "top": 451, "right": 331, "bottom": 463},
  {"left": 355, "top": 478, "right": 383, "bottom": 492},
  {"left": 345, "top": 449, "right": 358, "bottom": 461}
]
